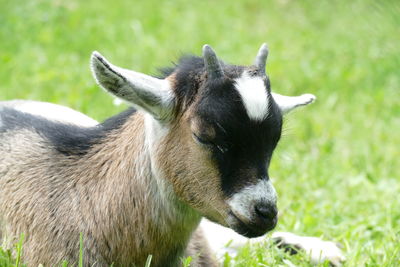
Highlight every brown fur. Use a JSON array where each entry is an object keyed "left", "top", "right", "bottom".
[
  {"left": 156, "top": 110, "right": 230, "bottom": 226},
  {"left": 185, "top": 227, "right": 217, "bottom": 266},
  {"left": 0, "top": 112, "right": 217, "bottom": 266}
]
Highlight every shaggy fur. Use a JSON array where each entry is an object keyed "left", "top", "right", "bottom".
[
  {"left": 0, "top": 45, "right": 316, "bottom": 266},
  {"left": 0, "top": 110, "right": 216, "bottom": 266}
]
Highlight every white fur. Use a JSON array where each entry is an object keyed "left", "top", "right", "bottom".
[
  {"left": 272, "top": 93, "right": 316, "bottom": 114},
  {"left": 143, "top": 113, "right": 177, "bottom": 227},
  {"left": 200, "top": 218, "right": 266, "bottom": 258},
  {"left": 228, "top": 179, "right": 277, "bottom": 222},
  {"left": 234, "top": 72, "right": 269, "bottom": 121},
  {"left": 111, "top": 65, "right": 173, "bottom": 108},
  {"left": 272, "top": 232, "right": 345, "bottom": 266},
  {"left": 0, "top": 100, "right": 98, "bottom": 126},
  {"left": 201, "top": 221, "right": 345, "bottom": 266}
]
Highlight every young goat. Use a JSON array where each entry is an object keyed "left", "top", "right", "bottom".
[{"left": 0, "top": 44, "right": 322, "bottom": 266}]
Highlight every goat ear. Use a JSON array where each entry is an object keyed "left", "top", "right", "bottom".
[
  {"left": 272, "top": 93, "right": 316, "bottom": 114},
  {"left": 90, "top": 51, "right": 174, "bottom": 121}
]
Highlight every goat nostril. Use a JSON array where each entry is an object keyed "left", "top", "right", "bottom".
[{"left": 255, "top": 203, "right": 277, "bottom": 220}]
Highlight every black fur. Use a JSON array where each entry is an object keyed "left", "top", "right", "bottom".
[
  {"left": 194, "top": 77, "right": 282, "bottom": 196},
  {"left": 0, "top": 107, "right": 136, "bottom": 156},
  {"left": 163, "top": 56, "right": 282, "bottom": 196},
  {"left": 159, "top": 56, "right": 248, "bottom": 112},
  {"left": 161, "top": 55, "right": 281, "bottom": 196}
]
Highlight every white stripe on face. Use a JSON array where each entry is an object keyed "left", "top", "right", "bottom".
[
  {"left": 234, "top": 72, "right": 269, "bottom": 121},
  {"left": 228, "top": 179, "right": 277, "bottom": 222}
]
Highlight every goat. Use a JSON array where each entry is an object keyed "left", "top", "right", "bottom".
[{"left": 0, "top": 44, "right": 335, "bottom": 266}]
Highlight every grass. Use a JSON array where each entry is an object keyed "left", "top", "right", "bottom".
[{"left": 1, "top": 0, "right": 399, "bottom": 266}]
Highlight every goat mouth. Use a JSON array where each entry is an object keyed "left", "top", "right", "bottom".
[{"left": 228, "top": 211, "right": 277, "bottom": 238}]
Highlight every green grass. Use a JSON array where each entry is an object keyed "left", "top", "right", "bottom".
[{"left": 1, "top": 0, "right": 399, "bottom": 266}]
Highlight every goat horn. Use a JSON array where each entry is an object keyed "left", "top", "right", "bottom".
[
  {"left": 203, "top": 44, "right": 224, "bottom": 79},
  {"left": 254, "top": 43, "right": 269, "bottom": 75}
]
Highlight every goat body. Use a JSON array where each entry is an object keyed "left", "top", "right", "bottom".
[{"left": 0, "top": 45, "right": 316, "bottom": 266}]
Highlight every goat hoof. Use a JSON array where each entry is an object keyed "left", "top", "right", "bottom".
[{"left": 272, "top": 231, "right": 346, "bottom": 266}]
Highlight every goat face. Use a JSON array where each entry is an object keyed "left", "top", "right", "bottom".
[{"left": 91, "top": 44, "right": 315, "bottom": 238}]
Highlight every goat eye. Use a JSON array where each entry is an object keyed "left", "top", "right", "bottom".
[
  {"left": 192, "top": 133, "right": 228, "bottom": 153},
  {"left": 216, "top": 145, "right": 228, "bottom": 153},
  {"left": 192, "top": 133, "right": 212, "bottom": 146}
]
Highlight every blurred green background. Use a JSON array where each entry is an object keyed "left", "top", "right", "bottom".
[{"left": 1, "top": 0, "right": 399, "bottom": 266}]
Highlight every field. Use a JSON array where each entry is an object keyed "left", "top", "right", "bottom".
[{"left": 1, "top": 0, "right": 399, "bottom": 266}]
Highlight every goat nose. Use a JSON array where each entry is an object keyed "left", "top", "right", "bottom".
[{"left": 255, "top": 202, "right": 277, "bottom": 221}]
